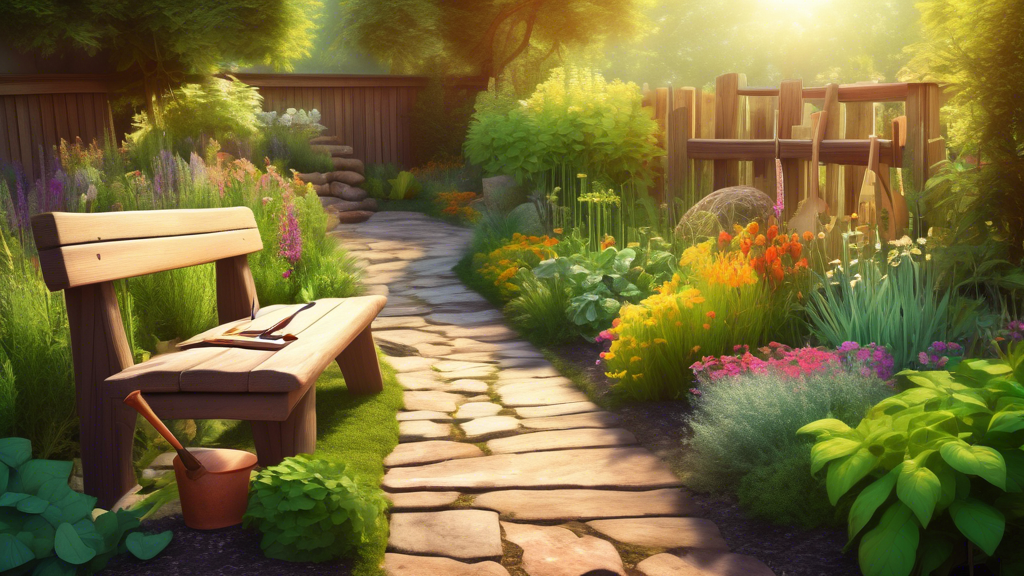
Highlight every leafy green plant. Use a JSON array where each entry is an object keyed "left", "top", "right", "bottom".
[
  {"left": 0, "top": 437, "right": 172, "bottom": 574},
  {"left": 806, "top": 234, "right": 974, "bottom": 371},
  {"left": 797, "top": 347, "right": 1024, "bottom": 576},
  {"left": 504, "top": 269, "right": 577, "bottom": 345},
  {"left": 243, "top": 454, "right": 387, "bottom": 563},
  {"left": 387, "top": 171, "right": 421, "bottom": 200}
]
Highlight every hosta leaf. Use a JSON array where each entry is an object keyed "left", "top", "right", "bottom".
[
  {"left": 858, "top": 502, "right": 920, "bottom": 576},
  {"left": 828, "top": 449, "right": 882, "bottom": 505},
  {"left": 936, "top": 463, "right": 958, "bottom": 510},
  {"left": 54, "top": 522, "right": 96, "bottom": 565},
  {"left": 988, "top": 409, "right": 1024, "bottom": 434},
  {"left": 918, "top": 533, "right": 952, "bottom": 576},
  {"left": 0, "top": 533, "right": 35, "bottom": 571},
  {"left": 948, "top": 497, "right": 1005, "bottom": 556},
  {"left": 125, "top": 531, "right": 173, "bottom": 560},
  {"left": 1003, "top": 450, "right": 1024, "bottom": 493},
  {"left": 17, "top": 460, "right": 73, "bottom": 495},
  {"left": 0, "top": 437, "right": 31, "bottom": 469},
  {"left": 798, "top": 419, "right": 855, "bottom": 438},
  {"left": 897, "top": 460, "right": 942, "bottom": 527},
  {"left": 848, "top": 465, "right": 900, "bottom": 543},
  {"left": 31, "top": 557, "right": 77, "bottom": 576},
  {"left": 16, "top": 495, "right": 49, "bottom": 514},
  {"left": 0, "top": 461, "right": 8, "bottom": 494},
  {"left": 939, "top": 441, "right": 1007, "bottom": 489},
  {"left": 811, "top": 437, "right": 863, "bottom": 474}
]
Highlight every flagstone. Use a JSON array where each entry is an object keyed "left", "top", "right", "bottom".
[
  {"left": 373, "top": 315, "right": 428, "bottom": 329},
  {"left": 366, "top": 260, "right": 409, "bottom": 273},
  {"left": 444, "top": 366, "right": 499, "bottom": 380},
  {"left": 496, "top": 366, "right": 563, "bottom": 380},
  {"left": 419, "top": 291, "right": 491, "bottom": 306},
  {"left": 474, "top": 488, "right": 696, "bottom": 521},
  {"left": 386, "top": 491, "right": 461, "bottom": 510},
  {"left": 385, "top": 355, "right": 437, "bottom": 373},
  {"left": 424, "top": 324, "right": 520, "bottom": 342},
  {"left": 383, "top": 554, "right": 510, "bottom": 576},
  {"left": 384, "top": 441, "right": 484, "bottom": 467},
  {"left": 447, "top": 379, "right": 491, "bottom": 394},
  {"left": 486, "top": 428, "right": 635, "bottom": 454},
  {"left": 520, "top": 411, "right": 621, "bottom": 431},
  {"left": 396, "top": 410, "right": 452, "bottom": 422},
  {"left": 434, "top": 360, "right": 494, "bottom": 373},
  {"left": 434, "top": 352, "right": 500, "bottom": 363},
  {"left": 454, "top": 402, "right": 503, "bottom": 420},
  {"left": 427, "top": 310, "right": 505, "bottom": 326},
  {"left": 378, "top": 305, "right": 433, "bottom": 316},
  {"left": 495, "top": 376, "right": 575, "bottom": 390},
  {"left": 496, "top": 357, "right": 553, "bottom": 369},
  {"left": 461, "top": 416, "right": 520, "bottom": 439},
  {"left": 514, "top": 401, "right": 602, "bottom": 419},
  {"left": 403, "top": 390, "right": 466, "bottom": 412},
  {"left": 498, "top": 384, "right": 591, "bottom": 407},
  {"left": 389, "top": 510, "right": 502, "bottom": 561},
  {"left": 375, "top": 329, "right": 447, "bottom": 347},
  {"left": 635, "top": 551, "right": 776, "bottom": 576},
  {"left": 383, "top": 448, "right": 683, "bottom": 491},
  {"left": 586, "top": 518, "right": 729, "bottom": 550},
  {"left": 500, "top": 522, "right": 625, "bottom": 576},
  {"left": 399, "top": 420, "right": 452, "bottom": 441}
]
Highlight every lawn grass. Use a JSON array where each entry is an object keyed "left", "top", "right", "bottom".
[{"left": 204, "top": 351, "right": 404, "bottom": 576}]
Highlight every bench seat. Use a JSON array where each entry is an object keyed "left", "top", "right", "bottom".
[{"left": 106, "top": 296, "right": 386, "bottom": 394}]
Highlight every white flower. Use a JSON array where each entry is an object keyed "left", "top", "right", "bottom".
[
  {"left": 875, "top": 242, "right": 882, "bottom": 250},
  {"left": 86, "top": 184, "right": 97, "bottom": 201},
  {"left": 985, "top": 221, "right": 993, "bottom": 226},
  {"left": 285, "top": 108, "right": 297, "bottom": 115},
  {"left": 850, "top": 259, "right": 859, "bottom": 266},
  {"left": 917, "top": 237, "right": 927, "bottom": 245},
  {"left": 817, "top": 232, "right": 826, "bottom": 240},
  {"left": 925, "top": 254, "right": 932, "bottom": 261}
]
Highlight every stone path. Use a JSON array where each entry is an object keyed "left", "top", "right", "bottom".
[{"left": 332, "top": 212, "right": 776, "bottom": 576}]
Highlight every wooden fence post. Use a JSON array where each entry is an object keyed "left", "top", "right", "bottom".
[
  {"left": 777, "top": 80, "right": 803, "bottom": 220},
  {"left": 714, "top": 73, "right": 746, "bottom": 189},
  {"left": 668, "top": 105, "right": 690, "bottom": 220},
  {"left": 822, "top": 83, "right": 842, "bottom": 215},
  {"left": 844, "top": 101, "right": 874, "bottom": 216},
  {"left": 749, "top": 95, "right": 777, "bottom": 194}
]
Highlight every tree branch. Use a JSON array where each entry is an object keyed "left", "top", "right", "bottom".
[
  {"left": 495, "top": 1, "right": 541, "bottom": 77},
  {"left": 474, "top": 0, "right": 544, "bottom": 78}
]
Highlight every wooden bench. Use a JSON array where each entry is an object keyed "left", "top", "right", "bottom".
[{"left": 31, "top": 207, "right": 387, "bottom": 508}]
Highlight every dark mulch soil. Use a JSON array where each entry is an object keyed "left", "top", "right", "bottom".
[
  {"left": 548, "top": 341, "right": 862, "bottom": 576},
  {"left": 100, "top": 515, "right": 350, "bottom": 576}
]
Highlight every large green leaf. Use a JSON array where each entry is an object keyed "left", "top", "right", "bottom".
[
  {"left": 828, "top": 449, "right": 882, "bottom": 505},
  {"left": 918, "top": 533, "right": 952, "bottom": 576},
  {"left": 948, "top": 497, "right": 1005, "bottom": 556},
  {"left": 988, "top": 409, "right": 1024, "bottom": 434},
  {"left": 16, "top": 494, "right": 50, "bottom": 514},
  {"left": 1003, "top": 449, "right": 1024, "bottom": 493},
  {"left": 0, "top": 532, "right": 35, "bottom": 571},
  {"left": 0, "top": 461, "right": 8, "bottom": 494},
  {"left": 940, "top": 441, "right": 1007, "bottom": 489},
  {"left": 848, "top": 466, "right": 900, "bottom": 543},
  {"left": 811, "top": 437, "right": 863, "bottom": 474},
  {"left": 858, "top": 502, "right": 920, "bottom": 576},
  {"left": 126, "top": 531, "right": 173, "bottom": 560},
  {"left": 897, "top": 459, "right": 942, "bottom": 527},
  {"left": 0, "top": 437, "right": 31, "bottom": 469},
  {"left": 31, "top": 557, "right": 78, "bottom": 576},
  {"left": 54, "top": 522, "right": 97, "bottom": 565},
  {"left": 16, "top": 460, "right": 73, "bottom": 495}
]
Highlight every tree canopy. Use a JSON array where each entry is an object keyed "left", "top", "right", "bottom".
[
  {"left": 1, "top": 0, "right": 320, "bottom": 115},
  {"left": 334, "top": 0, "right": 653, "bottom": 84}
]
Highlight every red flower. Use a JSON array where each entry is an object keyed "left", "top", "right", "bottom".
[
  {"left": 752, "top": 256, "right": 766, "bottom": 275},
  {"left": 706, "top": 311, "right": 716, "bottom": 320},
  {"left": 790, "top": 242, "right": 803, "bottom": 260},
  {"left": 803, "top": 231, "right": 814, "bottom": 243},
  {"left": 765, "top": 246, "right": 778, "bottom": 264},
  {"left": 740, "top": 238, "right": 752, "bottom": 256},
  {"left": 771, "top": 259, "right": 784, "bottom": 283},
  {"left": 718, "top": 231, "right": 733, "bottom": 248},
  {"left": 767, "top": 225, "right": 779, "bottom": 242}
]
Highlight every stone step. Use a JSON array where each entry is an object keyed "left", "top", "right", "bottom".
[
  {"left": 486, "top": 428, "right": 636, "bottom": 454},
  {"left": 501, "top": 522, "right": 625, "bottom": 576},
  {"left": 473, "top": 488, "right": 697, "bottom": 521},
  {"left": 383, "top": 553, "right": 509, "bottom": 576},
  {"left": 636, "top": 551, "right": 777, "bottom": 576},
  {"left": 384, "top": 441, "right": 484, "bottom": 468},
  {"left": 389, "top": 510, "right": 502, "bottom": 561},
  {"left": 586, "top": 517, "right": 729, "bottom": 551}
]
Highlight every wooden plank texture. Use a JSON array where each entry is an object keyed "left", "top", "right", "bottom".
[
  {"left": 32, "top": 207, "right": 258, "bottom": 249},
  {"left": 37, "top": 228, "right": 263, "bottom": 291}
]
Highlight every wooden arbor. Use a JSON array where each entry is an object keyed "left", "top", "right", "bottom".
[
  {"left": 31, "top": 207, "right": 386, "bottom": 508},
  {"left": 643, "top": 75, "right": 944, "bottom": 235}
]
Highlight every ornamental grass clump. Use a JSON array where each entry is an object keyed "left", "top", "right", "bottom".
[
  {"left": 798, "top": 345, "right": 1024, "bottom": 576},
  {"left": 243, "top": 454, "right": 387, "bottom": 563}
]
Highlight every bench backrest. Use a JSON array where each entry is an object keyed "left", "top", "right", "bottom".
[{"left": 31, "top": 207, "right": 263, "bottom": 292}]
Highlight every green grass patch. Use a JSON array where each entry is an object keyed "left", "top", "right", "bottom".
[{"left": 204, "top": 352, "right": 403, "bottom": 576}]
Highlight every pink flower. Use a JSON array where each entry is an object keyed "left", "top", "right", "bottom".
[
  {"left": 918, "top": 352, "right": 930, "bottom": 365},
  {"left": 282, "top": 269, "right": 292, "bottom": 279},
  {"left": 278, "top": 203, "right": 302, "bottom": 264}
]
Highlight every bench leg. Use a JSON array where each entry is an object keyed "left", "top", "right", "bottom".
[
  {"left": 79, "top": 397, "right": 138, "bottom": 509},
  {"left": 336, "top": 325, "right": 384, "bottom": 395},
  {"left": 250, "top": 385, "right": 316, "bottom": 467}
]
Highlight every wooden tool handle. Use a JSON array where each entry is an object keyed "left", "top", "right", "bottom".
[{"left": 124, "top": 391, "right": 204, "bottom": 474}]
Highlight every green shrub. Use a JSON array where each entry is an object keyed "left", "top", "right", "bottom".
[
  {"left": 736, "top": 443, "right": 843, "bottom": 529},
  {"left": 806, "top": 234, "right": 975, "bottom": 371},
  {"left": 464, "top": 66, "right": 661, "bottom": 188},
  {"left": 387, "top": 171, "right": 420, "bottom": 200},
  {"left": 243, "top": 454, "right": 387, "bottom": 562},
  {"left": 0, "top": 437, "right": 172, "bottom": 574},
  {"left": 797, "top": 348, "right": 1024, "bottom": 576},
  {"left": 684, "top": 369, "right": 893, "bottom": 494}
]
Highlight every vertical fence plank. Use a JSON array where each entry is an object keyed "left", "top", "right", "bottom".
[
  {"left": 15, "top": 96, "right": 34, "bottom": 181},
  {"left": 843, "top": 102, "right": 874, "bottom": 216},
  {"left": 667, "top": 106, "right": 690, "bottom": 213},
  {"left": 40, "top": 94, "right": 57, "bottom": 159},
  {"left": 821, "top": 83, "right": 843, "bottom": 214},
  {"left": 714, "top": 73, "right": 745, "bottom": 189},
  {"left": 27, "top": 95, "right": 46, "bottom": 176},
  {"left": 0, "top": 98, "right": 9, "bottom": 164},
  {"left": 749, "top": 96, "right": 776, "bottom": 194},
  {"left": 698, "top": 90, "right": 716, "bottom": 199},
  {"left": 777, "top": 79, "right": 803, "bottom": 219},
  {"left": 80, "top": 94, "right": 97, "bottom": 144}
]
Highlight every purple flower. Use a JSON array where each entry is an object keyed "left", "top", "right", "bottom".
[
  {"left": 919, "top": 352, "right": 930, "bottom": 365},
  {"left": 838, "top": 341, "right": 860, "bottom": 353},
  {"left": 930, "top": 341, "right": 947, "bottom": 353},
  {"left": 278, "top": 203, "right": 302, "bottom": 264}
]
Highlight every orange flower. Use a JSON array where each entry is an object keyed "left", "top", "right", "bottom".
[
  {"left": 755, "top": 234, "right": 766, "bottom": 246},
  {"left": 553, "top": 228, "right": 564, "bottom": 234},
  {"left": 767, "top": 225, "right": 779, "bottom": 242},
  {"left": 791, "top": 233, "right": 800, "bottom": 243},
  {"left": 543, "top": 237, "right": 559, "bottom": 247},
  {"left": 789, "top": 242, "right": 803, "bottom": 260},
  {"left": 702, "top": 323, "right": 711, "bottom": 330},
  {"left": 795, "top": 257, "right": 809, "bottom": 269},
  {"left": 601, "top": 235, "right": 616, "bottom": 250},
  {"left": 765, "top": 246, "right": 778, "bottom": 264},
  {"left": 740, "top": 238, "right": 752, "bottom": 256},
  {"left": 717, "top": 231, "right": 733, "bottom": 248},
  {"left": 803, "top": 231, "right": 814, "bottom": 243},
  {"left": 706, "top": 311, "right": 716, "bottom": 319},
  {"left": 746, "top": 222, "right": 759, "bottom": 236},
  {"left": 771, "top": 259, "right": 784, "bottom": 283},
  {"left": 752, "top": 256, "right": 766, "bottom": 275}
]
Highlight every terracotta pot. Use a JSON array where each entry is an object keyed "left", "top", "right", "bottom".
[{"left": 173, "top": 448, "right": 257, "bottom": 530}]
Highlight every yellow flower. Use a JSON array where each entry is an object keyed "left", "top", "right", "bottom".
[
  {"left": 577, "top": 173, "right": 588, "bottom": 178},
  {"left": 654, "top": 338, "right": 667, "bottom": 345},
  {"left": 630, "top": 356, "right": 642, "bottom": 363}
]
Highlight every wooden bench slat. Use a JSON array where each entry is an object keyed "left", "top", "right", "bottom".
[
  {"left": 31, "top": 207, "right": 258, "bottom": 250},
  {"left": 135, "top": 386, "right": 311, "bottom": 421},
  {"left": 106, "top": 347, "right": 225, "bottom": 392},
  {"left": 179, "top": 300, "right": 345, "bottom": 392},
  {"left": 38, "top": 228, "right": 263, "bottom": 291},
  {"left": 249, "top": 296, "right": 386, "bottom": 392}
]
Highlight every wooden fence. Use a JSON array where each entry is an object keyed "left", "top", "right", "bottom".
[
  {"left": 642, "top": 74, "right": 944, "bottom": 231},
  {"left": 0, "top": 75, "right": 117, "bottom": 183}
]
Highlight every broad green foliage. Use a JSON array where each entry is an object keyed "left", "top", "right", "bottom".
[
  {"left": 130, "top": 77, "right": 264, "bottom": 150},
  {"left": 798, "top": 347, "right": 1024, "bottom": 576},
  {"left": 0, "top": 437, "right": 171, "bottom": 574},
  {"left": 464, "top": 67, "right": 661, "bottom": 188},
  {"left": 243, "top": 454, "right": 387, "bottom": 563},
  {"left": 387, "top": 171, "right": 421, "bottom": 201}
]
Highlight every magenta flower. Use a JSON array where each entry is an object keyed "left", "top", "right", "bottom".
[
  {"left": 282, "top": 269, "right": 293, "bottom": 279},
  {"left": 278, "top": 203, "right": 302, "bottom": 264}
]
